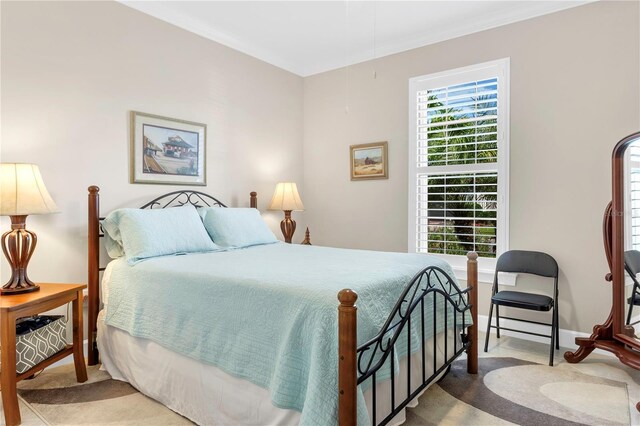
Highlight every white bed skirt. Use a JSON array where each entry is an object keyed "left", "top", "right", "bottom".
[{"left": 97, "top": 311, "right": 454, "bottom": 425}]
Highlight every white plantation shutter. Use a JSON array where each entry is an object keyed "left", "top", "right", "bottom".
[
  {"left": 416, "top": 172, "right": 498, "bottom": 257},
  {"left": 409, "top": 59, "right": 509, "bottom": 264},
  {"left": 417, "top": 79, "right": 499, "bottom": 167},
  {"left": 628, "top": 146, "right": 640, "bottom": 250}
]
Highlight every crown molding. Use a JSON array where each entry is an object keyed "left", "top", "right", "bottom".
[
  {"left": 297, "top": 1, "right": 594, "bottom": 76},
  {"left": 118, "top": 1, "right": 594, "bottom": 77},
  {"left": 118, "top": 1, "right": 303, "bottom": 76}
]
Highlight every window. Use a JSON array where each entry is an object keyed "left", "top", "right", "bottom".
[
  {"left": 408, "top": 59, "right": 510, "bottom": 272},
  {"left": 627, "top": 145, "right": 640, "bottom": 250}
]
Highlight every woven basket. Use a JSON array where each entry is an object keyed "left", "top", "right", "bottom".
[{"left": 0, "top": 315, "right": 67, "bottom": 374}]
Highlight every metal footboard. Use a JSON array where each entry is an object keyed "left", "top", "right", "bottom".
[{"left": 337, "top": 252, "right": 478, "bottom": 426}]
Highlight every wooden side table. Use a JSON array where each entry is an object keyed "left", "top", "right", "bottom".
[{"left": 1, "top": 283, "right": 88, "bottom": 426}]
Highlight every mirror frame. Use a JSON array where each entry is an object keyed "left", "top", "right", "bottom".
[
  {"left": 565, "top": 131, "right": 640, "bottom": 376},
  {"left": 611, "top": 131, "right": 640, "bottom": 347}
]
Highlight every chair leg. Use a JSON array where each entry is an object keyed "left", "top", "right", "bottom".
[
  {"left": 553, "top": 306, "right": 560, "bottom": 350},
  {"left": 495, "top": 305, "right": 501, "bottom": 339},
  {"left": 484, "top": 302, "right": 494, "bottom": 352},
  {"left": 549, "top": 309, "right": 556, "bottom": 366},
  {"left": 627, "top": 302, "right": 634, "bottom": 325}
]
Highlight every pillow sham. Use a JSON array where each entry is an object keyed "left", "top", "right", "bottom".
[
  {"left": 102, "top": 205, "right": 219, "bottom": 264},
  {"left": 103, "top": 229, "right": 125, "bottom": 259},
  {"left": 199, "top": 207, "right": 278, "bottom": 249}
]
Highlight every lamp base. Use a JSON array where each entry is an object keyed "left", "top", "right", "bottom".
[
  {"left": 1, "top": 215, "right": 40, "bottom": 295},
  {"left": 280, "top": 210, "right": 296, "bottom": 244},
  {"left": 1, "top": 282, "right": 40, "bottom": 295}
]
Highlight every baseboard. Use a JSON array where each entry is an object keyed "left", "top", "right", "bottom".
[{"left": 477, "top": 314, "right": 616, "bottom": 358}]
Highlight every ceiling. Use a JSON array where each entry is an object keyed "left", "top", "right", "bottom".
[{"left": 120, "top": 1, "right": 591, "bottom": 77}]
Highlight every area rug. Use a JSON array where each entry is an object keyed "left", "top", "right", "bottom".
[
  {"left": 16, "top": 364, "right": 190, "bottom": 425},
  {"left": 11, "top": 357, "right": 634, "bottom": 425},
  {"left": 416, "top": 357, "right": 630, "bottom": 425}
]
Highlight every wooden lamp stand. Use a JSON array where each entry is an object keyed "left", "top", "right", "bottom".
[
  {"left": 280, "top": 210, "right": 296, "bottom": 243},
  {"left": 1, "top": 215, "right": 39, "bottom": 294}
]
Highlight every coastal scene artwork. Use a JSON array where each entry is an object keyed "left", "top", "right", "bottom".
[
  {"left": 142, "top": 126, "right": 199, "bottom": 176},
  {"left": 350, "top": 141, "right": 388, "bottom": 180},
  {"left": 131, "top": 112, "right": 206, "bottom": 185}
]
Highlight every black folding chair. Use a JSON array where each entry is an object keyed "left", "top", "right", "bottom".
[
  {"left": 483, "top": 250, "right": 559, "bottom": 366},
  {"left": 625, "top": 250, "right": 640, "bottom": 325}
]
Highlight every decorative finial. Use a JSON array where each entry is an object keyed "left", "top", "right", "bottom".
[
  {"left": 338, "top": 289, "right": 358, "bottom": 306},
  {"left": 301, "top": 227, "right": 311, "bottom": 245}
]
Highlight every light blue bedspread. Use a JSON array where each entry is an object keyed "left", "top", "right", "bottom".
[{"left": 104, "top": 243, "right": 463, "bottom": 425}]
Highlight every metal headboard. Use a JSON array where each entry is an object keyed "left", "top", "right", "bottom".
[
  {"left": 140, "top": 190, "right": 227, "bottom": 209},
  {"left": 95, "top": 190, "right": 233, "bottom": 271}
]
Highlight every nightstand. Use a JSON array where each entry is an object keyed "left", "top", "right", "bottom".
[{"left": 0, "top": 283, "right": 88, "bottom": 426}]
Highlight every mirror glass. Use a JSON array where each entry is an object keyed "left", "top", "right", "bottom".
[{"left": 624, "top": 138, "right": 640, "bottom": 337}]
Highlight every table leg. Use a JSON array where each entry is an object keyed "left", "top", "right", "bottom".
[
  {"left": 1, "top": 311, "right": 21, "bottom": 426},
  {"left": 72, "top": 291, "right": 88, "bottom": 383}
]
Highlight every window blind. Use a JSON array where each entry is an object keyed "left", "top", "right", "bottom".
[
  {"left": 629, "top": 146, "right": 640, "bottom": 250},
  {"left": 415, "top": 77, "right": 501, "bottom": 258},
  {"left": 417, "top": 79, "right": 498, "bottom": 167}
]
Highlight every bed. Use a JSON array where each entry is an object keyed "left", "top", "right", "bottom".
[{"left": 86, "top": 187, "right": 478, "bottom": 426}]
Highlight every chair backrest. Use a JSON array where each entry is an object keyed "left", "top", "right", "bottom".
[
  {"left": 624, "top": 250, "right": 640, "bottom": 281},
  {"left": 495, "top": 250, "right": 559, "bottom": 279}
]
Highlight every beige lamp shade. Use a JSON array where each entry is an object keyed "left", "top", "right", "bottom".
[
  {"left": 1, "top": 163, "right": 59, "bottom": 216},
  {"left": 268, "top": 182, "right": 304, "bottom": 211}
]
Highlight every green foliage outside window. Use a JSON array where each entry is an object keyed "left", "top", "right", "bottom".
[{"left": 421, "top": 81, "right": 498, "bottom": 258}]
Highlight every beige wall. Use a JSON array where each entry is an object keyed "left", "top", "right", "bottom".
[
  {"left": 0, "top": 1, "right": 305, "bottom": 285},
  {"left": 303, "top": 1, "right": 640, "bottom": 332}
]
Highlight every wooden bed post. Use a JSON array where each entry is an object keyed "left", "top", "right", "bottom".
[
  {"left": 466, "top": 251, "right": 478, "bottom": 374},
  {"left": 250, "top": 191, "right": 257, "bottom": 209},
  {"left": 338, "top": 289, "right": 358, "bottom": 426},
  {"left": 87, "top": 186, "right": 100, "bottom": 366}
]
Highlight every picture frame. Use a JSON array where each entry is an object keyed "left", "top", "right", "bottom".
[
  {"left": 130, "top": 111, "right": 206, "bottom": 186},
  {"left": 350, "top": 141, "right": 388, "bottom": 181}
]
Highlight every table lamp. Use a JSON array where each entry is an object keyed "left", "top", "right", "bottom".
[
  {"left": 0, "top": 163, "right": 58, "bottom": 294},
  {"left": 268, "top": 182, "right": 304, "bottom": 243}
]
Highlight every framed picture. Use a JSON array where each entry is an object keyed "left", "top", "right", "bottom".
[
  {"left": 350, "top": 141, "right": 388, "bottom": 180},
  {"left": 131, "top": 111, "right": 206, "bottom": 186}
]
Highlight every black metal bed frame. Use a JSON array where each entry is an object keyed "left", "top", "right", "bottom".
[
  {"left": 356, "top": 266, "right": 471, "bottom": 426},
  {"left": 88, "top": 187, "right": 478, "bottom": 426},
  {"left": 139, "top": 190, "right": 227, "bottom": 209}
]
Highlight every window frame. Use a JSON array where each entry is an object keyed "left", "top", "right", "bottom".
[{"left": 408, "top": 58, "right": 511, "bottom": 281}]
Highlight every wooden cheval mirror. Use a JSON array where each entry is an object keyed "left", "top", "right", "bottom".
[{"left": 564, "top": 131, "right": 640, "bottom": 410}]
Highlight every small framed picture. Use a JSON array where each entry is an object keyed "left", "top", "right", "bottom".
[
  {"left": 131, "top": 111, "right": 206, "bottom": 186},
  {"left": 350, "top": 141, "right": 388, "bottom": 181}
]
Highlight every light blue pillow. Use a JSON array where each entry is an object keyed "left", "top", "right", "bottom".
[
  {"left": 199, "top": 207, "right": 278, "bottom": 248},
  {"left": 102, "top": 227, "right": 125, "bottom": 259},
  {"left": 102, "top": 205, "right": 220, "bottom": 264}
]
